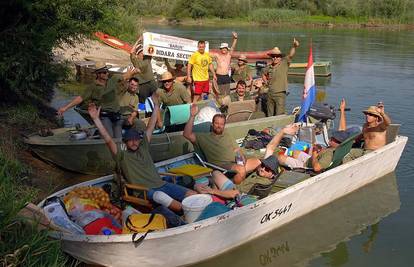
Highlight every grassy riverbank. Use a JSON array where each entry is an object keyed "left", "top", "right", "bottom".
[
  {"left": 108, "top": 13, "right": 413, "bottom": 44},
  {"left": 0, "top": 106, "right": 72, "bottom": 266}
]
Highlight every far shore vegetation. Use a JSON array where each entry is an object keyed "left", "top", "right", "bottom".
[
  {"left": 105, "top": 0, "right": 414, "bottom": 42},
  {"left": 0, "top": 0, "right": 412, "bottom": 265}
]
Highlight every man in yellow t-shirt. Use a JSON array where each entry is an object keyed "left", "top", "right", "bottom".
[{"left": 186, "top": 40, "right": 217, "bottom": 102}]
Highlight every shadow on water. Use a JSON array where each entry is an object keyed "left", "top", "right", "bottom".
[{"left": 195, "top": 173, "right": 400, "bottom": 267}]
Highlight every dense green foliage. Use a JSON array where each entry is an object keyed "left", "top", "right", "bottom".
[
  {"left": 0, "top": 131, "right": 69, "bottom": 266},
  {"left": 0, "top": 0, "right": 116, "bottom": 110},
  {"left": 113, "top": 0, "right": 414, "bottom": 23}
]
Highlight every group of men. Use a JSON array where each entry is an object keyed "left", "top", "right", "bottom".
[
  {"left": 84, "top": 92, "right": 390, "bottom": 214},
  {"left": 57, "top": 32, "right": 391, "bottom": 217}
]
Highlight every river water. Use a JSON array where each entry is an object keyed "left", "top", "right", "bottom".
[{"left": 56, "top": 25, "right": 414, "bottom": 266}]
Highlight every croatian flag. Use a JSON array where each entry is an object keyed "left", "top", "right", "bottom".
[{"left": 298, "top": 42, "right": 316, "bottom": 122}]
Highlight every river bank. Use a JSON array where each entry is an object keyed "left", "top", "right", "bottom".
[{"left": 142, "top": 16, "right": 414, "bottom": 31}]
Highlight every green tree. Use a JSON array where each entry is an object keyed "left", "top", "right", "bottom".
[{"left": 0, "top": 0, "right": 116, "bottom": 112}]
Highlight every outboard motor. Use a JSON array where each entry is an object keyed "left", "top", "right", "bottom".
[
  {"left": 255, "top": 60, "right": 267, "bottom": 76},
  {"left": 307, "top": 103, "right": 336, "bottom": 122}
]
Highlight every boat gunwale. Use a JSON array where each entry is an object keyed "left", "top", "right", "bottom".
[
  {"left": 43, "top": 135, "right": 408, "bottom": 243},
  {"left": 25, "top": 115, "right": 294, "bottom": 146}
]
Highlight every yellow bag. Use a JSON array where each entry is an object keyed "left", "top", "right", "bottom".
[
  {"left": 123, "top": 213, "right": 167, "bottom": 234},
  {"left": 168, "top": 164, "right": 212, "bottom": 178}
]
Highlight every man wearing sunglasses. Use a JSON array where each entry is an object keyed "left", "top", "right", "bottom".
[
  {"left": 262, "top": 38, "right": 300, "bottom": 116},
  {"left": 197, "top": 124, "right": 300, "bottom": 198},
  {"left": 156, "top": 71, "right": 191, "bottom": 107}
]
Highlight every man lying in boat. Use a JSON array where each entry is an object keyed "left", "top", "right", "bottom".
[
  {"left": 88, "top": 98, "right": 197, "bottom": 213},
  {"left": 184, "top": 104, "right": 259, "bottom": 184},
  {"left": 276, "top": 125, "right": 349, "bottom": 172},
  {"left": 57, "top": 63, "right": 139, "bottom": 138},
  {"left": 339, "top": 99, "right": 391, "bottom": 161},
  {"left": 196, "top": 125, "right": 301, "bottom": 197}
]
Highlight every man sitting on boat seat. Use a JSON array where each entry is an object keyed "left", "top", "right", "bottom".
[
  {"left": 57, "top": 62, "right": 138, "bottom": 138},
  {"left": 339, "top": 99, "right": 391, "bottom": 162},
  {"left": 219, "top": 80, "right": 253, "bottom": 108},
  {"left": 88, "top": 96, "right": 197, "bottom": 213},
  {"left": 156, "top": 71, "right": 191, "bottom": 107},
  {"left": 130, "top": 37, "right": 158, "bottom": 104},
  {"left": 184, "top": 104, "right": 259, "bottom": 184},
  {"left": 230, "top": 80, "right": 253, "bottom": 103}
]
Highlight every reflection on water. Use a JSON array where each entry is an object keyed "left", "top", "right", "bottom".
[{"left": 195, "top": 173, "right": 400, "bottom": 267}]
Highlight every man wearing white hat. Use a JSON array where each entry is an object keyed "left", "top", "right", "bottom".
[
  {"left": 262, "top": 38, "right": 300, "bottom": 116},
  {"left": 214, "top": 32, "right": 238, "bottom": 96}
]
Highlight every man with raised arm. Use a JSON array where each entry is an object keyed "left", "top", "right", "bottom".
[
  {"left": 197, "top": 125, "right": 301, "bottom": 198},
  {"left": 57, "top": 63, "right": 139, "bottom": 138},
  {"left": 183, "top": 104, "right": 258, "bottom": 184},
  {"left": 340, "top": 99, "right": 391, "bottom": 162},
  {"left": 262, "top": 38, "right": 300, "bottom": 116},
  {"left": 186, "top": 40, "right": 217, "bottom": 102},
  {"left": 130, "top": 37, "right": 157, "bottom": 104},
  {"left": 213, "top": 32, "right": 238, "bottom": 97},
  {"left": 88, "top": 96, "right": 196, "bottom": 212}
]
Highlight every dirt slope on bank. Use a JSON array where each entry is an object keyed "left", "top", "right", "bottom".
[{"left": 53, "top": 39, "right": 130, "bottom": 64}]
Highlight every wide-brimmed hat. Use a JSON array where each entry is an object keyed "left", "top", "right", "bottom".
[
  {"left": 238, "top": 54, "right": 248, "bottom": 62},
  {"left": 267, "top": 47, "right": 282, "bottom": 56},
  {"left": 363, "top": 106, "right": 382, "bottom": 118},
  {"left": 175, "top": 60, "right": 184, "bottom": 66},
  {"left": 260, "top": 155, "right": 279, "bottom": 174},
  {"left": 94, "top": 62, "right": 112, "bottom": 73},
  {"left": 331, "top": 130, "right": 349, "bottom": 144},
  {"left": 160, "top": 71, "right": 174, "bottom": 81},
  {"left": 123, "top": 129, "right": 144, "bottom": 141},
  {"left": 219, "top": 43, "right": 229, "bottom": 49}
]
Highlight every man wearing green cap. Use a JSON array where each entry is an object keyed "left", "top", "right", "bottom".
[
  {"left": 262, "top": 38, "right": 299, "bottom": 116},
  {"left": 88, "top": 96, "right": 197, "bottom": 212}
]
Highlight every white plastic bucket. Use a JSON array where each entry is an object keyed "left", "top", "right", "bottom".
[{"left": 182, "top": 194, "right": 213, "bottom": 223}]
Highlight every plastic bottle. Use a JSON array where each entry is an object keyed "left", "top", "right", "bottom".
[
  {"left": 235, "top": 151, "right": 244, "bottom": 166},
  {"left": 102, "top": 227, "right": 113, "bottom": 235},
  {"left": 42, "top": 196, "right": 85, "bottom": 234}
]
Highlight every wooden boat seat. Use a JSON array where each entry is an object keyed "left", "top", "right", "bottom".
[
  {"left": 226, "top": 100, "right": 256, "bottom": 123},
  {"left": 121, "top": 172, "right": 183, "bottom": 212},
  {"left": 273, "top": 171, "right": 311, "bottom": 189}
]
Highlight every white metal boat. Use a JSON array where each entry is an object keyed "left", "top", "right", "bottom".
[{"left": 38, "top": 128, "right": 407, "bottom": 267}]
